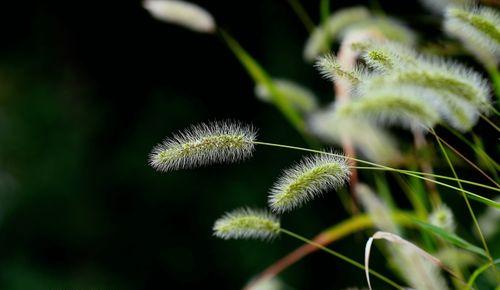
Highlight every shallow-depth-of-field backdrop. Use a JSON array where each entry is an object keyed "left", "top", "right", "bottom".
[{"left": 0, "top": 1, "right": 499, "bottom": 289}]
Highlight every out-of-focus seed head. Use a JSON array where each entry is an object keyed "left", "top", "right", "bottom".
[
  {"left": 213, "top": 208, "right": 281, "bottom": 241},
  {"left": 143, "top": 0, "right": 216, "bottom": 33}
]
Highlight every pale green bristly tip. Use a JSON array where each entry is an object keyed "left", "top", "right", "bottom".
[
  {"left": 213, "top": 208, "right": 281, "bottom": 241},
  {"left": 477, "top": 196, "right": 500, "bottom": 239},
  {"left": 308, "top": 108, "right": 402, "bottom": 165},
  {"left": 255, "top": 79, "right": 318, "bottom": 113},
  {"left": 149, "top": 121, "right": 256, "bottom": 171},
  {"left": 303, "top": 6, "right": 371, "bottom": 62},
  {"left": 335, "top": 40, "right": 491, "bottom": 131},
  {"left": 315, "top": 53, "right": 361, "bottom": 84},
  {"left": 269, "top": 153, "right": 350, "bottom": 213},
  {"left": 444, "top": 5, "right": 500, "bottom": 65}
]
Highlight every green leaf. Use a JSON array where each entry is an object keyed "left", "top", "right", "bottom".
[{"left": 414, "top": 219, "right": 488, "bottom": 258}]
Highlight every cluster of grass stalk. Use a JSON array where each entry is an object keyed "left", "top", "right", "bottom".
[{"left": 144, "top": 0, "right": 500, "bottom": 289}]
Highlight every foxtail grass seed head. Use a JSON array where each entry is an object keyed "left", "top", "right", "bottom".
[
  {"left": 303, "top": 7, "right": 372, "bottom": 62},
  {"left": 444, "top": 5, "right": 500, "bottom": 65},
  {"left": 255, "top": 79, "right": 318, "bottom": 113},
  {"left": 325, "top": 6, "right": 371, "bottom": 40},
  {"left": 336, "top": 87, "right": 441, "bottom": 129},
  {"left": 353, "top": 41, "right": 419, "bottom": 72},
  {"left": 309, "top": 108, "right": 402, "bottom": 165},
  {"left": 357, "top": 183, "right": 399, "bottom": 233},
  {"left": 343, "top": 17, "right": 417, "bottom": 46},
  {"left": 315, "top": 53, "right": 361, "bottom": 84},
  {"left": 435, "top": 248, "right": 478, "bottom": 271},
  {"left": 359, "top": 57, "right": 491, "bottom": 110},
  {"left": 268, "top": 153, "right": 350, "bottom": 213},
  {"left": 303, "top": 27, "right": 330, "bottom": 62},
  {"left": 246, "top": 277, "right": 285, "bottom": 290},
  {"left": 143, "top": 0, "right": 216, "bottom": 33},
  {"left": 477, "top": 196, "right": 500, "bottom": 238},
  {"left": 149, "top": 121, "right": 256, "bottom": 171},
  {"left": 429, "top": 204, "right": 456, "bottom": 233},
  {"left": 213, "top": 208, "right": 281, "bottom": 241}
]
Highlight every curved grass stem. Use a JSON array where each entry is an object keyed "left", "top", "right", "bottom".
[
  {"left": 467, "top": 259, "right": 500, "bottom": 289},
  {"left": 279, "top": 228, "right": 404, "bottom": 289},
  {"left": 353, "top": 167, "right": 500, "bottom": 193}
]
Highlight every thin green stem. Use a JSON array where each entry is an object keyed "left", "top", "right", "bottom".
[
  {"left": 467, "top": 259, "right": 500, "bottom": 289},
  {"left": 486, "top": 66, "right": 500, "bottom": 102},
  {"left": 445, "top": 125, "right": 500, "bottom": 172},
  {"left": 253, "top": 141, "right": 500, "bottom": 208},
  {"left": 286, "top": 0, "right": 315, "bottom": 32},
  {"left": 427, "top": 130, "right": 500, "bottom": 189},
  {"left": 353, "top": 166, "right": 500, "bottom": 193},
  {"left": 430, "top": 128, "right": 493, "bottom": 267},
  {"left": 280, "top": 228, "right": 404, "bottom": 290},
  {"left": 480, "top": 114, "right": 500, "bottom": 133}
]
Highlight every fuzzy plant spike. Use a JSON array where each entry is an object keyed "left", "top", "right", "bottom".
[
  {"left": 336, "top": 86, "right": 442, "bottom": 130},
  {"left": 303, "top": 27, "right": 330, "bottom": 62},
  {"left": 356, "top": 83, "right": 479, "bottom": 131},
  {"left": 342, "top": 17, "right": 417, "bottom": 46},
  {"left": 352, "top": 41, "right": 419, "bottom": 72},
  {"left": 143, "top": 0, "right": 216, "bottom": 33},
  {"left": 245, "top": 277, "right": 285, "bottom": 290},
  {"left": 477, "top": 196, "right": 500, "bottom": 238},
  {"left": 444, "top": 4, "right": 500, "bottom": 65},
  {"left": 303, "top": 6, "right": 371, "bottom": 62},
  {"left": 435, "top": 248, "right": 478, "bottom": 272},
  {"left": 308, "top": 108, "right": 402, "bottom": 165},
  {"left": 255, "top": 79, "right": 318, "bottom": 113},
  {"left": 325, "top": 6, "right": 371, "bottom": 40},
  {"left": 429, "top": 204, "right": 457, "bottom": 233},
  {"left": 268, "top": 153, "right": 350, "bottom": 213},
  {"left": 149, "top": 121, "right": 256, "bottom": 171},
  {"left": 315, "top": 53, "right": 362, "bottom": 84},
  {"left": 357, "top": 57, "right": 491, "bottom": 111},
  {"left": 213, "top": 208, "right": 281, "bottom": 241}
]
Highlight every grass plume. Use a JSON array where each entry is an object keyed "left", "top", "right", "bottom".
[
  {"left": 213, "top": 208, "right": 281, "bottom": 241},
  {"left": 269, "top": 153, "right": 350, "bottom": 213},
  {"left": 149, "top": 121, "right": 256, "bottom": 171}
]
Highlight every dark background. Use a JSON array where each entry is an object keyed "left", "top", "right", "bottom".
[{"left": 0, "top": 1, "right": 495, "bottom": 289}]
